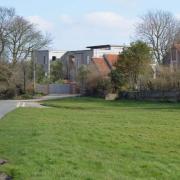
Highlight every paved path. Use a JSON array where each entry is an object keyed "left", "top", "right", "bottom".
[
  {"left": 0, "top": 94, "right": 80, "bottom": 119},
  {"left": 0, "top": 100, "right": 18, "bottom": 119}
]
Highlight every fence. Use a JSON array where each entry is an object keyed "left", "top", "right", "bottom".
[
  {"left": 36, "top": 83, "right": 79, "bottom": 95},
  {"left": 120, "top": 90, "right": 180, "bottom": 102}
]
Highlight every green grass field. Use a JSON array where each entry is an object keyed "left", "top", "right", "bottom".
[{"left": 0, "top": 97, "right": 180, "bottom": 179}]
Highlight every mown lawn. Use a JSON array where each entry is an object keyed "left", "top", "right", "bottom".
[{"left": 0, "top": 97, "right": 180, "bottom": 180}]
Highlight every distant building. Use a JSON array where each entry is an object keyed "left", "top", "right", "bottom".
[
  {"left": 32, "top": 45, "right": 125, "bottom": 81},
  {"left": 61, "top": 50, "right": 93, "bottom": 81},
  {"left": 87, "top": 45, "right": 124, "bottom": 58},
  {"left": 32, "top": 50, "right": 66, "bottom": 78},
  {"left": 32, "top": 50, "right": 50, "bottom": 77},
  {"left": 49, "top": 51, "right": 66, "bottom": 61},
  {"left": 61, "top": 45, "right": 124, "bottom": 81},
  {"left": 164, "top": 44, "right": 180, "bottom": 70}
]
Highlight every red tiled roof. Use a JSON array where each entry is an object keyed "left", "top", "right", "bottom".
[
  {"left": 92, "top": 57, "right": 111, "bottom": 76},
  {"left": 104, "top": 54, "right": 119, "bottom": 67},
  {"left": 91, "top": 54, "right": 119, "bottom": 77}
]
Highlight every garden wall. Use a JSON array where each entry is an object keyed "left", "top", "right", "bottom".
[
  {"left": 36, "top": 83, "right": 79, "bottom": 95},
  {"left": 120, "top": 90, "right": 180, "bottom": 102}
]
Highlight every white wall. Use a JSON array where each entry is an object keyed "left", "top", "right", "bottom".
[
  {"left": 49, "top": 51, "right": 66, "bottom": 61},
  {"left": 93, "top": 46, "right": 123, "bottom": 58}
]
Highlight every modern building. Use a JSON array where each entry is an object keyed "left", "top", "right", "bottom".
[
  {"left": 32, "top": 45, "right": 125, "bottom": 81},
  {"left": 49, "top": 51, "right": 66, "bottom": 61},
  {"left": 32, "top": 50, "right": 66, "bottom": 77},
  {"left": 87, "top": 44, "right": 124, "bottom": 58},
  {"left": 61, "top": 45, "right": 124, "bottom": 81},
  {"left": 32, "top": 50, "right": 50, "bottom": 77},
  {"left": 164, "top": 44, "right": 180, "bottom": 70}
]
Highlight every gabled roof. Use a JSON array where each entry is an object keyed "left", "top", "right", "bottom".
[
  {"left": 104, "top": 54, "right": 119, "bottom": 67},
  {"left": 92, "top": 57, "right": 110, "bottom": 76},
  {"left": 91, "top": 54, "right": 119, "bottom": 77}
]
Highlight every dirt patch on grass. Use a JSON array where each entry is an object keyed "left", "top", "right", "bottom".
[
  {"left": 0, "top": 160, "right": 7, "bottom": 166},
  {"left": 0, "top": 173, "right": 12, "bottom": 180}
]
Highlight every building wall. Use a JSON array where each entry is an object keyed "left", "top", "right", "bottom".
[
  {"left": 32, "top": 45, "right": 124, "bottom": 81},
  {"left": 61, "top": 50, "right": 93, "bottom": 81},
  {"left": 32, "top": 50, "right": 50, "bottom": 77},
  {"left": 164, "top": 46, "right": 180, "bottom": 69},
  {"left": 61, "top": 46, "right": 124, "bottom": 81},
  {"left": 92, "top": 46, "right": 123, "bottom": 58},
  {"left": 49, "top": 51, "right": 66, "bottom": 61}
]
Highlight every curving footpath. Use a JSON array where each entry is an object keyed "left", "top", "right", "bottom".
[{"left": 0, "top": 94, "right": 80, "bottom": 119}]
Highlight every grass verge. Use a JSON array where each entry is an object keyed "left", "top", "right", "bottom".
[{"left": 0, "top": 97, "right": 180, "bottom": 179}]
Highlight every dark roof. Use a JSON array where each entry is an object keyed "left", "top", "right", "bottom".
[{"left": 86, "top": 45, "right": 124, "bottom": 49}]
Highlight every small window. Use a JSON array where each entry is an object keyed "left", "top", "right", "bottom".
[
  {"left": 172, "top": 48, "right": 176, "bottom": 61},
  {"left": 44, "top": 56, "right": 46, "bottom": 64},
  {"left": 87, "top": 56, "right": 90, "bottom": 64},
  {"left": 77, "top": 60, "right": 80, "bottom": 68},
  {"left": 52, "top": 56, "right": 56, "bottom": 61}
]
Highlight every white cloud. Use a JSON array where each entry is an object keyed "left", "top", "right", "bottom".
[
  {"left": 59, "top": 14, "right": 74, "bottom": 25},
  {"left": 176, "top": 14, "right": 180, "bottom": 20},
  {"left": 85, "top": 11, "right": 138, "bottom": 35},
  {"left": 56, "top": 11, "right": 138, "bottom": 49},
  {"left": 59, "top": 11, "right": 137, "bottom": 34},
  {"left": 27, "top": 16, "right": 54, "bottom": 31}
]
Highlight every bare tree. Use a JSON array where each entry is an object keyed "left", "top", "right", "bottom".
[
  {"left": 0, "top": 62, "right": 12, "bottom": 85},
  {"left": 136, "top": 10, "right": 179, "bottom": 64},
  {"left": 7, "top": 16, "right": 51, "bottom": 64},
  {"left": 0, "top": 7, "right": 15, "bottom": 60},
  {"left": 6, "top": 16, "right": 52, "bottom": 92}
]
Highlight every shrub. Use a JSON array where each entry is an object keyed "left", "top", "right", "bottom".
[
  {"left": 0, "top": 88, "right": 16, "bottom": 99},
  {"left": 139, "top": 66, "right": 180, "bottom": 91},
  {"left": 85, "top": 78, "right": 113, "bottom": 98},
  {"left": 26, "top": 83, "right": 34, "bottom": 95},
  {"left": 55, "top": 79, "right": 64, "bottom": 84}
]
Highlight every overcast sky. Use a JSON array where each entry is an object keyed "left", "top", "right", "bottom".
[{"left": 1, "top": 0, "right": 180, "bottom": 50}]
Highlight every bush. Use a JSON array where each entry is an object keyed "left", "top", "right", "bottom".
[
  {"left": 139, "top": 66, "right": 180, "bottom": 91},
  {"left": 55, "top": 79, "right": 63, "bottom": 84},
  {"left": 110, "top": 69, "right": 124, "bottom": 92},
  {"left": 0, "top": 88, "right": 16, "bottom": 99},
  {"left": 20, "top": 94, "right": 33, "bottom": 99},
  {"left": 85, "top": 78, "right": 113, "bottom": 98},
  {"left": 41, "top": 77, "right": 52, "bottom": 84},
  {"left": 95, "top": 78, "right": 112, "bottom": 97},
  {"left": 26, "top": 83, "right": 34, "bottom": 95}
]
